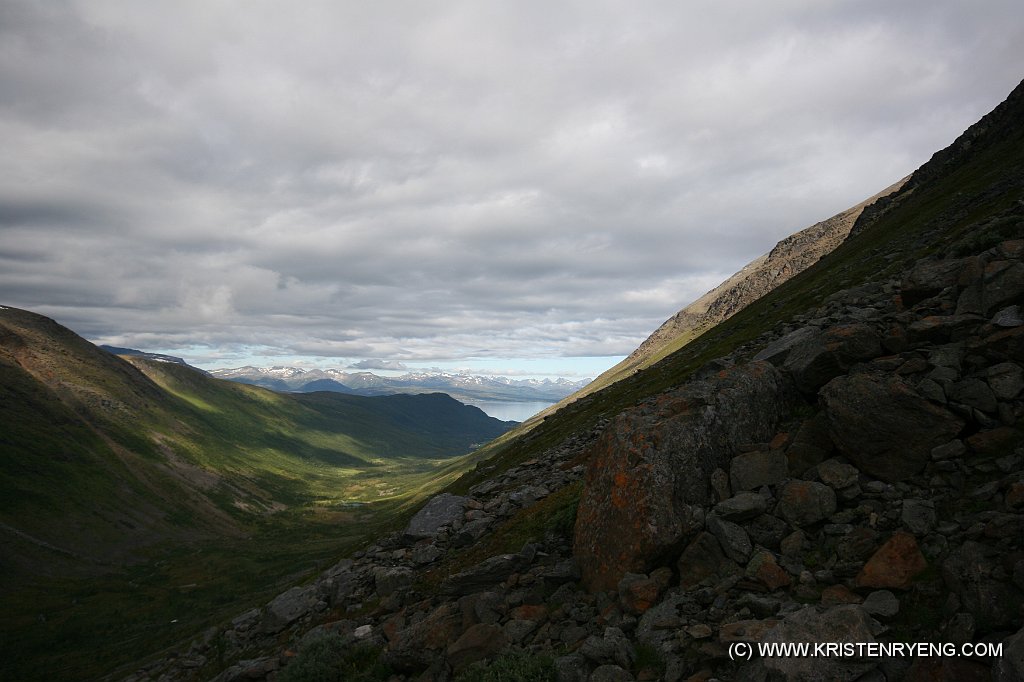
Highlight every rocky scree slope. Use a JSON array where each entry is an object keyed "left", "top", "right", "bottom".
[
  {"left": 130, "top": 243, "right": 1024, "bottom": 682},
  {"left": 628, "top": 177, "right": 908, "bottom": 370},
  {"left": 543, "top": 177, "right": 907, "bottom": 419}
]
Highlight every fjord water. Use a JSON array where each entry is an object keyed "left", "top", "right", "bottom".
[{"left": 463, "top": 399, "right": 554, "bottom": 422}]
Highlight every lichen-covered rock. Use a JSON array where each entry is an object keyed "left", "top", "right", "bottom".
[
  {"left": 856, "top": 531, "right": 928, "bottom": 590},
  {"left": 820, "top": 372, "right": 964, "bottom": 482},
  {"left": 574, "top": 362, "right": 791, "bottom": 591},
  {"left": 777, "top": 481, "right": 836, "bottom": 527}
]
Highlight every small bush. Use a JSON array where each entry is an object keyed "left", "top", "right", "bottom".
[
  {"left": 454, "top": 650, "right": 557, "bottom": 682},
  {"left": 278, "top": 637, "right": 391, "bottom": 682}
]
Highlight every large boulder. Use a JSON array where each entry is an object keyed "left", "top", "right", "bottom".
[
  {"left": 781, "top": 323, "right": 882, "bottom": 394},
  {"left": 756, "top": 605, "right": 879, "bottom": 681},
  {"left": 404, "top": 493, "right": 468, "bottom": 540},
  {"left": 820, "top": 372, "right": 964, "bottom": 482},
  {"left": 574, "top": 362, "right": 792, "bottom": 591},
  {"left": 261, "top": 585, "right": 320, "bottom": 634}
]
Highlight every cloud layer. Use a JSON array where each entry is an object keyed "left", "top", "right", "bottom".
[{"left": 2, "top": 1, "right": 1022, "bottom": 371}]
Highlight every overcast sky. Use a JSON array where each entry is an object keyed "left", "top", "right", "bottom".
[{"left": 2, "top": 1, "right": 1022, "bottom": 378}]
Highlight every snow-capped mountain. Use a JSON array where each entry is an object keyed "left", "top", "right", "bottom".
[{"left": 208, "top": 366, "right": 591, "bottom": 403}]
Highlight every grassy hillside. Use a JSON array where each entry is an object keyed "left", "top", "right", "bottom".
[
  {"left": 451, "top": 77, "right": 1024, "bottom": 494},
  {"left": 0, "top": 307, "right": 512, "bottom": 680}
]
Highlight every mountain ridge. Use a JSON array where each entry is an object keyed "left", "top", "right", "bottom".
[{"left": 209, "top": 365, "right": 590, "bottom": 403}]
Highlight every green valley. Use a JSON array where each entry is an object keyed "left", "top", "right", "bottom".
[{"left": 0, "top": 306, "right": 513, "bottom": 680}]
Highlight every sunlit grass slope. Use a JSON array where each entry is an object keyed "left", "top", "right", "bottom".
[{"left": 0, "top": 306, "right": 512, "bottom": 680}]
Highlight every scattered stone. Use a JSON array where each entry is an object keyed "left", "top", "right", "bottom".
[
  {"left": 987, "top": 362, "right": 1024, "bottom": 400},
  {"left": 817, "top": 458, "right": 859, "bottom": 490},
  {"left": 714, "top": 491, "right": 767, "bottom": 521},
  {"left": 931, "top": 439, "right": 967, "bottom": 461},
  {"left": 446, "top": 623, "right": 507, "bottom": 673},
  {"left": 777, "top": 481, "right": 837, "bottom": 527},
  {"left": 746, "top": 550, "right": 792, "bottom": 591},
  {"left": 589, "top": 664, "right": 635, "bottom": 682},
  {"left": 706, "top": 513, "right": 753, "bottom": 564},
  {"left": 901, "top": 499, "right": 937, "bottom": 536},
  {"left": 856, "top": 532, "right": 928, "bottom": 590},
  {"left": 718, "top": 618, "right": 780, "bottom": 643},
  {"left": 992, "top": 304, "right": 1024, "bottom": 328},
  {"left": 441, "top": 550, "right": 533, "bottom": 596},
  {"left": 678, "top": 532, "right": 740, "bottom": 590},
  {"left": 862, "top": 590, "right": 900, "bottom": 618}
]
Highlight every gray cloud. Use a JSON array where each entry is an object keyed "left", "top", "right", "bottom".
[
  {"left": 2, "top": 0, "right": 1023, "bottom": 371},
  {"left": 349, "top": 359, "right": 409, "bottom": 371}
]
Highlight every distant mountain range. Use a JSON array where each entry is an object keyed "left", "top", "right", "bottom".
[{"left": 208, "top": 365, "right": 591, "bottom": 403}]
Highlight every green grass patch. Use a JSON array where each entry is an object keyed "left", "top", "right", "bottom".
[
  {"left": 278, "top": 639, "right": 392, "bottom": 682},
  {"left": 455, "top": 650, "right": 557, "bottom": 682}
]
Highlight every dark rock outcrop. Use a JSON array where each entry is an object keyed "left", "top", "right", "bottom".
[
  {"left": 573, "top": 362, "right": 792, "bottom": 591},
  {"left": 820, "top": 372, "right": 965, "bottom": 482}
]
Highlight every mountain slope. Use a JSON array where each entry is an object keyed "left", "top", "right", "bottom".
[
  {"left": 0, "top": 306, "right": 513, "bottom": 680},
  {"left": 136, "top": 78, "right": 1024, "bottom": 682},
  {"left": 538, "top": 176, "right": 906, "bottom": 417}
]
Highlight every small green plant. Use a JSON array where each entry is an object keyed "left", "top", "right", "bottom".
[
  {"left": 278, "top": 638, "right": 391, "bottom": 682},
  {"left": 454, "top": 650, "right": 557, "bottom": 682}
]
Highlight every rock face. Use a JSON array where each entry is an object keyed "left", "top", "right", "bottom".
[{"left": 573, "top": 361, "right": 792, "bottom": 591}]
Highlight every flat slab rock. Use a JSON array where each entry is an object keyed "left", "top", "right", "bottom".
[{"left": 404, "top": 493, "right": 468, "bottom": 539}]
